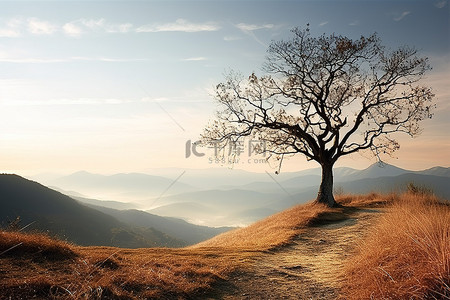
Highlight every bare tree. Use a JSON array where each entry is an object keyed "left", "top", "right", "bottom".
[{"left": 202, "top": 27, "right": 435, "bottom": 207}]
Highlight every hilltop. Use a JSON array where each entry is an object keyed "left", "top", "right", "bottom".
[{"left": 1, "top": 190, "right": 448, "bottom": 299}]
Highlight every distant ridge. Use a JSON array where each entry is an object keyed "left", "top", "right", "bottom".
[
  {"left": 86, "top": 204, "right": 232, "bottom": 245},
  {"left": 27, "top": 163, "right": 450, "bottom": 227},
  {"left": 345, "top": 163, "right": 407, "bottom": 180},
  {"left": 0, "top": 174, "right": 184, "bottom": 247},
  {"left": 338, "top": 173, "right": 450, "bottom": 198},
  {"left": 417, "top": 166, "right": 450, "bottom": 177},
  {"left": 281, "top": 163, "right": 449, "bottom": 185}
]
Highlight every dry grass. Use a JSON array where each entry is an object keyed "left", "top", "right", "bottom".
[
  {"left": 0, "top": 232, "right": 240, "bottom": 299},
  {"left": 0, "top": 231, "right": 76, "bottom": 259},
  {"left": 0, "top": 200, "right": 334, "bottom": 299},
  {"left": 341, "top": 192, "right": 450, "bottom": 299},
  {"left": 191, "top": 202, "right": 332, "bottom": 251},
  {"left": 2, "top": 192, "right": 447, "bottom": 299},
  {"left": 336, "top": 192, "right": 397, "bottom": 207}
]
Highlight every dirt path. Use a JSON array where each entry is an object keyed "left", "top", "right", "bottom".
[{"left": 205, "top": 208, "right": 382, "bottom": 299}]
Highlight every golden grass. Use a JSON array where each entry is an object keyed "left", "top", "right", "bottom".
[
  {"left": 0, "top": 231, "right": 78, "bottom": 264},
  {"left": 336, "top": 191, "right": 397, "bottom": 207},
  {"left": 2, "top": 192, "right": 447, "bottom": 299},
  {"left": 341, "top": 192, "right": 450, "bottom": 299},
  {"left": 0, "top": 233, "right": 239, "bottom": 299},
  {"left": 0, "top": 200, "right": 333, "bottom": 299},
  {"left": 191, "top": 202, "right": 331, "bottom": 251}
]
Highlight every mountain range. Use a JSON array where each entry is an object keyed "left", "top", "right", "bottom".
[
  {"left": 0, "top": 174, "right": 231, "bottom": 248},
  {"left": 149, "top": 164, "right": 449, "bottom": 226},
  {"left": 29, "top": 163, "right": 450, "bottom": 227}
]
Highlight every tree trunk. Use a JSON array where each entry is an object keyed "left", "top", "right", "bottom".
[{"left": 316, "top": 163, "right": 337, "bottom": 207}]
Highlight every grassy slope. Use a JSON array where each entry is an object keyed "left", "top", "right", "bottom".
[
  {"left": 0, "top": 231, "right": 236, "bottom": 299},
  {"left": 340, "top": 193, "right": 450, "bottom": 299},
  {"left": 1, "top": 192, "right": 448, "bottom": 299},
  {"left": 191, "top": 201, "right": 331, "bottom": 250},
  {"left": 0, "top": 199, "right": 331, "bottom": 299}
]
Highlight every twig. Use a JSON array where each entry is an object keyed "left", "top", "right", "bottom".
[{"left": 0, "top": 242, "right": 23, "bottom": 256}]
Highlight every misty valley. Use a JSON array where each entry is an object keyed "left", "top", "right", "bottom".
[{"left": 0, "top": 163, "right": 447, "bottom": 249}]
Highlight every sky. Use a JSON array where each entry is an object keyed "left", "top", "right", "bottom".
[{"left": 0, "top": 0, "right": 449, "bottom": 175}]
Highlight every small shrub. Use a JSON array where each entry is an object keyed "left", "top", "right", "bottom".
[{"left": 406, "top": 182, "right": 434, "bottom": 196}]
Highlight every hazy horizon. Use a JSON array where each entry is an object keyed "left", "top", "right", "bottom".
[
  {"left": 18, "top": 161, "right": 450, "bottom": 227},
  {"left": 22, "top": 162, "right": 450, "bottom": 179}
]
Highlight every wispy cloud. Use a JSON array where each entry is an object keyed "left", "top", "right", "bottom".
[
  {"left": 27, "top": 18, "right": 57, "bottom": 35},
  {"left": 1, "top": 17, "right": 58, "bottom": 36},
  {"left": 68, "top": 18, "right": 133, "bottom": 35},
  {"left": 62, "top": 22, "right": 83, "bottom": 37},
  {"left": 223, "top": 35, "right": 242, "bottom": 41},
  {"left": 0, "top": 27, "right": 21, "bottom": 37},
  {"left": 182, "top": 57, "right": 208, "bottom": 61},
  {"left": 0, "top": 18, "right": 22, "bottom": 37},
  {"left": 319, "top": 21, "right": 329, "bottom": 27},
  {"left": 349, "top": 20, "right": 359, "bottom": 26},
  {"left": 235, "top": 23, "right": 274, "bottom": 31},
  {"left": 393, "top": 11, "right": 411, "bottom": 21},
  {"left": 435, "top": 0, "right": 447, "bottom": 8},
  {"left": 80, "top": 18, "right": 105, "bottom": 30},
  {"left": 107, "top": 23, "right": 133, "bottom": 33},
  {"left": 1, "top": 17, "right": 217, "bottom": 37},
  {"left": 136, "top": 19, "right": 220, "bottom": 33},
  {"left": 235, "top": 23, "right": 275, "bottom": 46},
  {"left": 1, "top": 17, "right": 134, "bottom": 37}
]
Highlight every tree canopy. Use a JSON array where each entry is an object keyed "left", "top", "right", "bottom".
[{"left": 202, "top": 27, "right": 435, "bottom": 206}]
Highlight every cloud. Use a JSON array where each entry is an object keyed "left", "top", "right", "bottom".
[
  {"left": 67, "top": 18, "right": 133, "bottom": 35},
  {"left": 235, "top": 23, "right": 276, "bottom": 46},
  {"left": 136, "top": 19, "right": 220, "bottom": 33},
  {"left": 349, "top": 20, "right": 359, "bottom": 26},
  {"left": 0, "top": 18, "right": 22, "bottom": 37},
  {"left": 80, "top": 18, "right": 106, "bottom": 29},
  {"left": 393, "top": 11, "right": 411, "bottom": 21},
  {"left": 235, "top": 23, "right": 274, "bottom": 31},
  {"left": 0, "top": 28, "right": 20, "bottom": 37},
  {"left": 435, "top": 0, "right": 447, "bottom": 8},
  {"left": 2, "top": 17, "right": 216, "bottom": 37},
  {"left": 224, "top": 35, "right": 242, "bottom": 41},
  {"left": 27, "top": 18, "right": 57, "bottom": 35},
  {"left": 105, "top": 23, "right": 133, "bottom": 33},
  {"left": 63, "top": 22, "right": 83, "bottom": 37},
  {"left": 319, "top": 21, "right": 329, "bottom": 27},
  {"left": 182, "top": 57, "right": 207, "bottom": 61}
]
